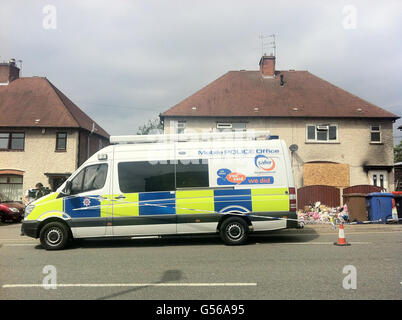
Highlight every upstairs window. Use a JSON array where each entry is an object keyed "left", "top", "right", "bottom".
[
  {"left": 0, "top": 132, "right": 25, "bottom": 150},
  {"left": 217, "top": 122, "right": 247, "bottom": 132},
  {"left": 370, "top": 125, "right": 381, "bottom": 143},
  {"left": 306, "top": 124, "right": 338, "bottom": 142},
  {"left": 56, "top": 132, "right": 67, "bottom": 151},
  {"left": 176, "top": 121, "right": 186, "bottom": 134}
]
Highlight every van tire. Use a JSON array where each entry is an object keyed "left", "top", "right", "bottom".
[
  {"left": 220, "top": 217, "right": 249, "bottom": 245},
  {"left": 39, "top": 222, "right": 69, "bottom": 250}
]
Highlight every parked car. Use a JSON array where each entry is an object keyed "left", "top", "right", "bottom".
[{"left": 0, "top": 193, "right": 25, "bottom": 223}]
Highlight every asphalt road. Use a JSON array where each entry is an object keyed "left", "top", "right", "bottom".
[{"left": 0, "top": 222, "right": 401, "bottom": 300}]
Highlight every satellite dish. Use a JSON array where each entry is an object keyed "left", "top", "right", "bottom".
[{"left": 289, "top": 144, "right": 298, "bottom": 152}]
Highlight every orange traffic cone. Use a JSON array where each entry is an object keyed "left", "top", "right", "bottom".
[{"left": 334, "top": 223, "right": 350, "bottom": 246}]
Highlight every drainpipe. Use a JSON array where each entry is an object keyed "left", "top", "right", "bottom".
[{"left": 87, "top": 123, "right": 96, "bottom": 160}]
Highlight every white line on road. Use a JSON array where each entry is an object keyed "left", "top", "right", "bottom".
[
  {"left": 269, "top": 242, "right": 371, "bottom": 245},
  {"left": 2, "top": 283, "right": 257, "bottom": 288},
  {"left": 2, "top": 244, "right": 36, "bottom": 246},
  {"left": 1, "top": 242, "right": 372, "bottom": 247},
  {"left": 261, "top": 231, "right": 402, "bottom": 236},
  {"left": 0, "top": 239, "right": 37, "bottom": 241}
]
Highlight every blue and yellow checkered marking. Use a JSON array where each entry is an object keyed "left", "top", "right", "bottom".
[
  {"left": 28, "top": 188, "right": 290, "bottom": 220},
  {"left": 64, "top": 196, "right": 101, "bottom": 218},
  {"left": 214, "top": 189, "right": 252, "bottom": 213},
  {"left": 138, "top": 192, "right": 176, "bottom": 215}
]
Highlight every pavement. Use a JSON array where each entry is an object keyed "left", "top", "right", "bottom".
[{"left": 0, "top": 222, "right": 401, "bottom": 300}]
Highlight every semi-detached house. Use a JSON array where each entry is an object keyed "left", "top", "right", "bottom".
[
  {"left": 0, "top": 60, "right": 109, "bottom": 201},
  {"left": 161, "top": 55, "right": 400, "bottom": 192}
]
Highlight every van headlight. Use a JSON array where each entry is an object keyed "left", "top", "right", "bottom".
[{"left": 25, "top": 204, "right": 35, "bottom": 217}]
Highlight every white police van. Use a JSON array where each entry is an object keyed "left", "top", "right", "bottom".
[{"left": 22, "top": 131, "right": 298, "bottom": 250}]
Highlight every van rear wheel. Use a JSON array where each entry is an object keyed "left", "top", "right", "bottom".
[
  {"left": 39, "top": 222, "right": 69, "bottom": 250},
  {"left": 220, "top": 217, "right": 249, "bottom": 245}
]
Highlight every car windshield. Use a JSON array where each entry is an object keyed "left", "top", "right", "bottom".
[{"left": 0, "top": 192, "right": 13, "bottom": 202}]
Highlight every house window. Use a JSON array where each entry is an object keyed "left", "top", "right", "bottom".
[
  {"left": 0, "top": 132, "right": 25, "bottom": 150},
  {"left": 177, "top": 121, "right": 186, "bottom": 134},
  {"left": 216, "top": 122, "right": 247, "bottom": 132},
  {"left": 369, "top": 170, "right": 387, "bottom": 190},
  {"left": 56, "top": 132, "right": 67, "bottom": 151},
  {"left": 306, "top": 124, "right": 338, "bottom": 142},
  {"left": 370, "top": 125, "right": 381, "bottom": 143},
  {"left": 0, "top": 175, "right": 23, "bottom": 201}
]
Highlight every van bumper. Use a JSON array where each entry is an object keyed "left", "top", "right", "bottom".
[
  {"left": 248, "top": 211, "right": 300, "bottom": 229},
  {"left": 21, "top": 220, "right": 40, "bottom": 238}
]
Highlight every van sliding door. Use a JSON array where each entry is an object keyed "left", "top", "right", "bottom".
[{"left": 112, "top": 161, "right": 176, "bottom": 236}]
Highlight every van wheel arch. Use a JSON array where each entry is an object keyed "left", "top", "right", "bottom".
[
  {"left": 217, "top": 213, "right": 252, "bottom": 231},
  {"left": 38, "top": 218, "right": 73, "bottom": 240}
]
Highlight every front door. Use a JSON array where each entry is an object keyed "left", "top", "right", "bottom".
[{"left": 63, "top": 163, "right": 111, "bottom": 238}]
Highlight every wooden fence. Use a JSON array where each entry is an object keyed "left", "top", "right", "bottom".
[
  {"left": 297, "top": 185, "right": 340, "bottom": 209},
  {"left": 297, "top": 184, "right": 384, "bottom": 209}
]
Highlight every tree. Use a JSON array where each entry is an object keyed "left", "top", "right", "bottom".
[
  {"left": 395, "top": 141, "right": 402, "bottom": 163},
  {"left": 136, "top": 118, "right": 163, "bottom": 135}
]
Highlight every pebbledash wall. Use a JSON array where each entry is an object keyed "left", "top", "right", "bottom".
[
  {"left": 0, "top": 128, "right": 78, "bottom": 199},
  {"left": 163, "top": 117, "right": 395, "bottom": 191}
]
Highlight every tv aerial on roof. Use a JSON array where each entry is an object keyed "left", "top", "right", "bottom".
[{"left": 258, "top": 33, "right": 276, "bottom": 57}]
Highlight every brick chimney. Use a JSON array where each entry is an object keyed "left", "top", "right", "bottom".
[
  {"left": 259, "top": 54, "right": 275, "bottom": 78},
  {"left": 0, "top": 59, "right": 20, "bottom": 85}
]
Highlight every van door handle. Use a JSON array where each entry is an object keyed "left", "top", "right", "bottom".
[{"left": 114, "top": 195, "right": 126, "bottom": 200}]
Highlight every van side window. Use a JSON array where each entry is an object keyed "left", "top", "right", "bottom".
[
  {"left": 118, "top": 162, "right": 175, "bottom": 193},
  {"left": 118, "top": 160, "right": 210, "bottom": 193},
  {"left": 70, "top": 170, "right": 84, "bottom": 195},
  {"left": 70, "top": 164, "right": 108, "bottom": 195},
  {"left": 176, "top": 159, "right": 209, "bottom": 188}
]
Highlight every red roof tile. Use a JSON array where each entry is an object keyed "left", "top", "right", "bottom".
[
  {"left": 162, "top": 70, "right": 399, "bottom": 119},
  {"left": 0, "top": 77, "right": 109, "bottom": 138}
]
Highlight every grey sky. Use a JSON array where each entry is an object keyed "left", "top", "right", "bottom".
[{"left": 1, "top": 0, "right": 401, "bottom": 143}]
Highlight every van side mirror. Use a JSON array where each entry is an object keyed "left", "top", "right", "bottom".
[{"left": 64, "top": 180, "right": 72, "bottom": 196}]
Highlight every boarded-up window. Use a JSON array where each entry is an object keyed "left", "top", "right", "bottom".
[{"left": 303, "top": 163, "right": 350, "bottom": 188}]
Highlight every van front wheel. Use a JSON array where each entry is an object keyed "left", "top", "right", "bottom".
[
  {"left": 39, "top": 222, "right": 69, "bottom": 250},
  {"left": 220, "top": 217, "right": 249, "bottom": 245}
]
